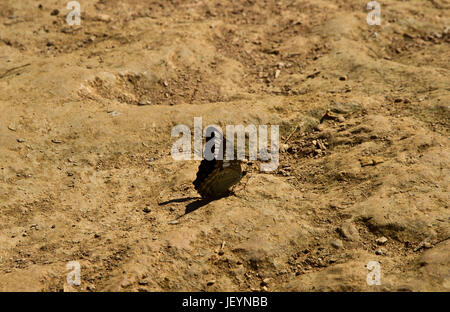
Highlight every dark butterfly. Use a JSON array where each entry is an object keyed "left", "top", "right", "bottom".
[{"left": 193, "top": 127, "right": 244, "bottom": 199}]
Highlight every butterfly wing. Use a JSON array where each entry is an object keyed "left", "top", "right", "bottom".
[
  {"left": 195, "top": 159, "right": 242, "bottom": 198},
  {"left": 193, "top": 129, "right": 243, "bottom": 199}
]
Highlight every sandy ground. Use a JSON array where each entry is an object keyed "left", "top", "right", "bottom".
[{"left": 0, "top": 0, "right": 449, "bottom": 292}]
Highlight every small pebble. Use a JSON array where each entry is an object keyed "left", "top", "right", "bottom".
[
  {"left": 138, "top": 100, "right": 151, "bottom": 106},
  {"left": 97, "top": 14, "right": 111, "bottom": 22},
  {"left": 274, "top": 69, "right": 281, "bottom": 78},
  {"left": 107, "top": 110, "right": 121, "bottom": 117},
  {"left": 280, "top": 143, "right": 289, "bottom": 153},
  {"left": 423, "top": 242, "right": 432, "bottom": 249},
  {"left": 376, "top": 237, "right": 388, "bottom": 245},
  {"left": 331, "top": 239, "right": 343, "bottom": 249}
]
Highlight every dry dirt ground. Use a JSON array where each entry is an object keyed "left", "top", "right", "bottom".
[{"left": 0, "top": 0, "right": 449, "bottom": 292}]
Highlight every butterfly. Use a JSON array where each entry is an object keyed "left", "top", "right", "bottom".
[{"left": 193, "top": 128, "right": 244, "bottom": 199}]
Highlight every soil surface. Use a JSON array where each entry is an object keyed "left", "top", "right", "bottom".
[{"left": 0, "top": 0, "right": 449, "bottom": 291}]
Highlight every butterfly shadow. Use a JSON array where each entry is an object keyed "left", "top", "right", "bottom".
[
  {"left": 158, "top": 197, "right": 200, "bottom": 206},
  {"left": 183, "top": 198, "right": 214, "bottom": 215},
  {"left": 183, "top": 191, "right": 238, "bottom": 216},
  {"left": 159, "top": 191, "right": 236, "bottom": 218},
  {"left": 158, "top": 196, "right": 213, "bottom": 216}
]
